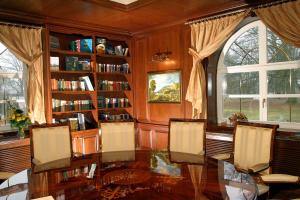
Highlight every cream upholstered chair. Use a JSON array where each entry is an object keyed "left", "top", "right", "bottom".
[
  {"left": 30, "top": 123, "right": 72, "bottom": 166},
  {"left": 212, "top": 121, "right": 278, "bottom": 174},
  {"left": 169, "top": 119, "right": 206, "bottom": 156},
  {"left": 100, "top": 121, "right": 135, "bottom": 153}
]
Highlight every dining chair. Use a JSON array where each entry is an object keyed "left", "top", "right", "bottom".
[
  {"left": 100, "top": 120, "right": 135, "bottom": 153},
  {"left": 212, "top": 121, "right": 279, "bottom": 197},
  {"left": 169, "top": 118, "right": 206, "bottom": 155},
  {"left": 30, "top": 123, "right": 72, "bottom": 166}
]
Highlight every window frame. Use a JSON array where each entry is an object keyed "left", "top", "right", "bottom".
[{"left": 217, "top": 20, "right": 300, "bottom": 129}]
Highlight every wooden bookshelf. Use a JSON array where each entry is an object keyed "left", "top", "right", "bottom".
[{"left": 45, "top": 25, "right": 133, "bottom": 154}]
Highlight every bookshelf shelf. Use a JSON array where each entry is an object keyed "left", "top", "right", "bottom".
[
  {"left": 98, "top": 107, "right": 130, "bottom": 111},
  {"left": 96, "top": 72, "right": 129, "bottom": 76},
  {"left": 50, "top": 48, "right": 93, "bottom": 56},
  {"left": 52, "top": 109, "right": 96, "bottom": 115},
  {"left": 97, "top": 90, "right": 130, "bottom": 93},
  {"left": 51, "top": 70, "right": 93, "bottom": 75},
  {"left": 96, "top": 53, "right": 129, "bottom": 59},
  {"left": 52, "top": 91, "right": 94, "bottom": 95}
]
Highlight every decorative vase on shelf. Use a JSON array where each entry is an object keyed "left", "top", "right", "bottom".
[{"left": 18, "top": 127, "right": 25, "bottom": 139}]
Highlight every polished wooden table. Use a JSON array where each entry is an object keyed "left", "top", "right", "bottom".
[{"left": 0, "top": 150, "right": 258, "bottom": 200}]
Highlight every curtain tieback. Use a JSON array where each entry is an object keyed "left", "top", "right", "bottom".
[
  {"left": 30, "top": 51, "right": 43, "bottom": 65},
  {"left": 188, "top": 48, "right": 204, "bottom": 64}
]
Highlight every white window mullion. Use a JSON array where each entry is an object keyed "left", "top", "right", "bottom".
[
  {"left": 259, "top": 21, "right": 268, "bottom": 121},
  {"left": 260, "top": 70, "right": 268, "bottom": 121}
]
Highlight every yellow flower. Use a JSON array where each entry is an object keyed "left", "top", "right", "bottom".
[{"left": 11, "top": 114, "right": 15, "bottom": 120}]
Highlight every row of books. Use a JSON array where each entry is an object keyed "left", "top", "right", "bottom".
[
  {"left": 53, "top": 113, "right": 86, "bottom": 131},
  {"left": 52, "top": 99, "right": 93, "bottom": 112},
  {"left": 50, "top": 56, "right": 92, "bottom": 72},
  {"left": 65, "top": 57, "right": 91, "bottom": 71},
  {"left": 97, "top": 63, "right": 129, "bottom": 73},
  {"left": 51, "top": 76, "right": 94, "bottom": 91},
  {"left": 98, "top": 80, "right": 129, "bottom": 91},
  {"left": 97, "top": 97, "right": 129, "bottom": 109},
  {"left": 69, "top": 39, "right": 93, "bottom": 53},
  {"left": 99, "top": 113, "right": 131, "bottom": 121}
]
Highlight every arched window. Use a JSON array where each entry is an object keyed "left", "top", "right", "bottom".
[
  {"left": 0, "top": 42, "right": 25, "bottom": 129},
  {"left": 217, "top": 20, "right": 300, "bottom": 129}
]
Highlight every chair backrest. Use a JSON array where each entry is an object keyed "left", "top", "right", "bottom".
[
  {"left": 169, "top": 119, "right": 206, "bottom": 155},
  {"left": 30, "top": 123, "right": 72, "bottom": 165},
  {"left": 233, "top": 121, "right": 278, "bottom": 171},
  {"left": 100, "top": 121, "right": 135, "bottom": 152}
]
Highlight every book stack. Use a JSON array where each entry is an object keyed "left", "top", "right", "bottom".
[
  {"left": 51, "top": 79, "right": 86, "bottom": 91},
  {"left": 79, "top": 76, "right": 94, "bottom": 91},
  {"left": 97, "top": 63, "right": 129, "bottom": 73},
  {"left": 99, "top": 113, "right": 131, "bottom": 121},
  {"left": 52, "top": 99, "right": 93, "bottom": 112},
  {"left": 98, "top": 80, "right": 129, "bottom": 91},
  {"left": 97, "top": 97, "right": 129, "bottom": 109},
  {"left": 65, "top": 57, "right": 91, "bottom": 71}
]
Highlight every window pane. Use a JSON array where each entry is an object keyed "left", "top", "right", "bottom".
[
  {"left": 268, "top": 69, "right": 300, "bottom": 94},
  {"left": 224, "top": 27, "right": 259, "bottom": 66},
  {"left": 267, "top": 29, "right": 300, "bottom": 63},
  {"left": 0, "top": 43, "right": 25, "bottom": 127},
  {"left": 267, "top": 98, "right": 300, "bottom": 123},
  {"left": 224, "top": 72, "right": 259, "bottom": 94},
  {"left": 223, "top": 97, "right": 259, "bottom": 120}
]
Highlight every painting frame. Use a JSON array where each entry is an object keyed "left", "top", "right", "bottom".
[{"left": 147, "top": 70, "right": 181, "bottom": 103}]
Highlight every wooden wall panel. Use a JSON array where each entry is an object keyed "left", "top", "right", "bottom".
[{"left": 133, "top": 24, "right": 192, "bottom": 125}]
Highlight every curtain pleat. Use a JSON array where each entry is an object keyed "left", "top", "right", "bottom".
[
  {"left": 255, "top": 0, "right": 300, "bottom": 48},
  {"left": 0, "top": 25, "right": 45, "bottom": 123},
  {"left": 186, "top": 11, "right": 249, "bottom": 119}
]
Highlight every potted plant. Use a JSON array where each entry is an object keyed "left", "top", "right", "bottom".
[
  {"left": 9, "top": 108, "right": 31, "bottom": 139},
  {"left": 228, "top": 112, "right": 248, "bottom": 126}
]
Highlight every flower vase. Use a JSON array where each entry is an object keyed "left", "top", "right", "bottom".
[{"left": 18, "top": 127, "right": 25, "bottom": 139}]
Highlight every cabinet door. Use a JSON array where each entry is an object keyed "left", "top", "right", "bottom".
[
  {"left": 72, "top": 129, "right": 99, "bottom": 155},
  {"left": 152, "top": 129, "right": 168, "bottom": 150}
]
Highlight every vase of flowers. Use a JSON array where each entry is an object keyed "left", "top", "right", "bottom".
[
  {"left": 9, "top": 108, "right": 31, "bottom": 139},
  {"left": 228, "top": 112, "right": 248, "bottom": 126}
]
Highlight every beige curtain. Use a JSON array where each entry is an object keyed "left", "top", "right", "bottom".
[
  {"left": 0, "top": 25, "right": 45, "bottom": 123},
  {"left": 186, "top": 11, "right": 249, "bottom": 119},
  {"left": 255, "top": 0, "right": 300, "bottom": 48}
]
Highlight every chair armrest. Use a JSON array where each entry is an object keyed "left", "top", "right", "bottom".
[
  {"left": 210, "top": 153, "right": 232, "bottom": 160},
  {"left": 260, "top": 174, "right": 300, "bottom": 183},
  {"left": 248, "top": 163, "right": 269, "bottom": 173},
  {"left": 32, "top": 158, "right": 41, "bottom": 165}
]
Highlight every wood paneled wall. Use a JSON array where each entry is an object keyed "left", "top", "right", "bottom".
[{"left": 133, "top": 24, "right": 193, "bottom": 125}]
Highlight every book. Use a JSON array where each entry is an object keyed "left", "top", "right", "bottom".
[
  {"left": 50, "top": 57, "right": 59, "bottom": 71},
  {"left": 80, "top": 76, "right": 94, "bottom": 91},
  {"left": 77, "top": 113, "right": 86, "bottom": 130},
  {"left": 65, "top": 56, "right": 78, "bottom": 71},
  {"left": 80, "top": 39, "right": 92, "bottom": 53}
]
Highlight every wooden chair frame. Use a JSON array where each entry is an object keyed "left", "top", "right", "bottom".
[
  {"left": 29, "top": 122, "right": 73, "bottom": 167},
  {"left": 232, "top": 121, "right": 279, "bottom": 173}
]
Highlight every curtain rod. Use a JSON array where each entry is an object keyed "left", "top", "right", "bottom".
[
  {"left": 0, "top": 20, "right": 43, "bottom": 29},
  {"left": 185, "top": 0, "right": 294, "bottom": 25}
]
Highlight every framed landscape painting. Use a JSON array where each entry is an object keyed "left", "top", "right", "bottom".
[{"left": 148, "top": 70, "right": 181, "bottom": 103}]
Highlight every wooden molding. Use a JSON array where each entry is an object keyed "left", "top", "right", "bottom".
[
  {"left": 80, "top": 0, "right": 157, "bottom": 11},
  {"left": 0, "top": 8, "right": 132, "bottom": 36}
]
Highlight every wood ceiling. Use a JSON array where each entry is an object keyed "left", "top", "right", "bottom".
[{"left": 0, "top": 0, "right": 275, "bottom": 35}]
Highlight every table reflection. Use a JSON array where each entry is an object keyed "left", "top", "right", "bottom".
[{"left": 0, "top": 150, "right": 257, "bottom": 200}]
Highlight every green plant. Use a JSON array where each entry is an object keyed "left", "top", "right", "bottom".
[
  {"left": 9, "top": 108, "right": 31, "bottom": 130},
  {"left": 228, "top": 112, "right": 248, "bottom": 123}
]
